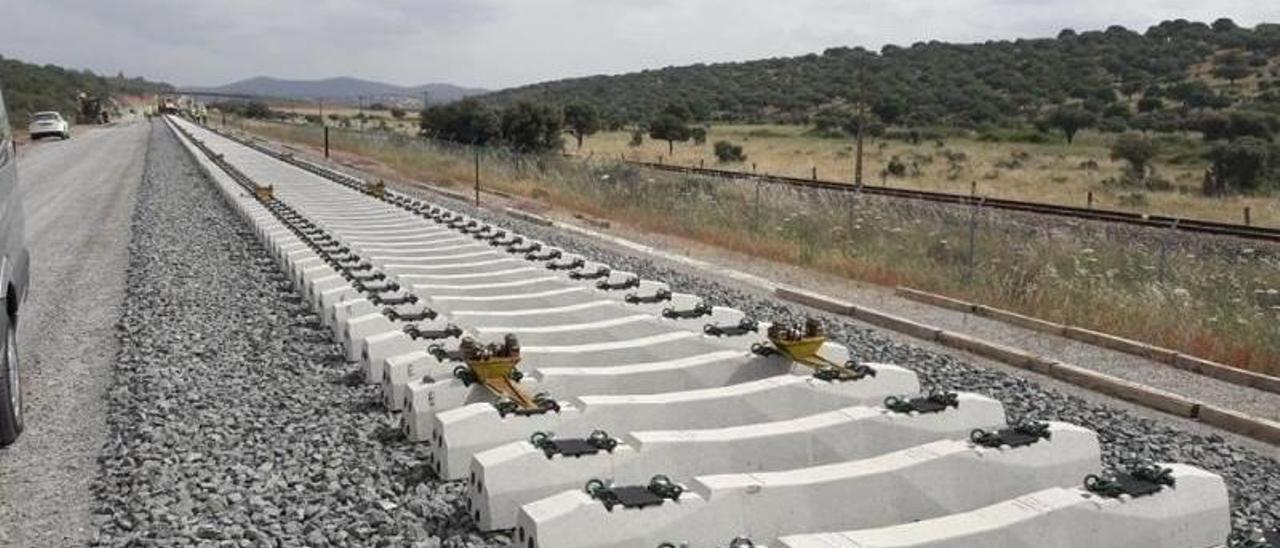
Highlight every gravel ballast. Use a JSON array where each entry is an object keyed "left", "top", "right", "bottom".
[{"left": 90, "top": 121, "right": 505, "bottom": 547}]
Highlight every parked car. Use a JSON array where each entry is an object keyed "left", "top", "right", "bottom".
[
  {"left": 0, "top": 84, "right": 32, "bottom": 446},
  {"left": 28, "top": 111, "right": 70, "bottom": 140}
]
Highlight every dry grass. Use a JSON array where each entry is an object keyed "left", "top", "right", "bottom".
[
  {"left": 239, "top": 119, "right": 1280, "bottom": 376},
  {"left": 576, "top": 124, "right": 1280, "bottom": 228}
]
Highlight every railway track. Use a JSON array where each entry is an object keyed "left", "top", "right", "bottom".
[
  {"left": 625, "top": 160, "right": 1280, "bottom": 243},
  {"left": 164, "top": 115, "right": 1248, "bottom": 548}
]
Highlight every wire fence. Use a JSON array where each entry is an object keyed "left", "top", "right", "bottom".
[{"left": 236, "top": 118, "right": 1280, "bottom": 375}]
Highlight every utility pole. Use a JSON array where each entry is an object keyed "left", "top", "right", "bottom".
[
  {"left": 855, "top": 56, "right": 866, "bottom": 187},
  {"left": 318, "top": 99, "right": 324, "bottom": 126}
]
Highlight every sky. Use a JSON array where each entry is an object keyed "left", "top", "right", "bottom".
[{"left": 2, "top": 0, "right": 1279, "bottom": 91}]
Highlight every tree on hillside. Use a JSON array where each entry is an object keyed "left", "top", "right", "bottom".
[
  {"left": 1169, "top": 80, "right": 1227, "bottom": 109},
  {"left": 691, "top": 126, "right": 707, "bottom": 145},
  {"left": 648, "top": 104, "right": 695, "bottom": 154},
  {"left": 476, "top": 18, "right": 1274, "bottom": 129},
  {"left": 390, "top": 107, "right": 406, "bottom": 119},
  {"left": 1227, "top": 111, "right": 1277, "bottom": 141},
  {"left": 872, "top": 96, "right": 907, "bottom": 126},
  {"left": 243, "top": 101, "right": 274, "bottom": 119},
  {"left": 1207, "top": 137, "right": 1277, "bottom": 194},
  {"left": 1198, "top": 111, "right": 1279, "bottom": 141},
  {"left": 500, "top": 101, "right": 564, "bottom": 152},
  {"left": 1137, "top": 96, "right": 1163, "bottom": 113},
  {"left": 563, "top": 101, "right": 601, "bottom": 149},
  {"left": 1110, "top": 133, "right": 1157, "bottom": 177},
  {"left": 812, "top": 104, "right": 854, "bottom": 135},
  {"left": 1119, "top": 80, "right": 1145, "bottom": 99},
  {"left": 420, "top": 98, "right": 500, "bottom": 145},
  {"left": 1131, "top": 110, "right": 1185, "bottom": 134},
  {"left": 649, "top": 115, "right": 692, "bottom": 154},
  {"left": 1196, "top": 112, "right": 1233, "bottom": 141},
  {"left": 812, "top": 104, "right": 883, "bottom": 139},
  {"left": 1043, "top": 107, "right": 1097, "bottom": 144},
  {"left": 1214, "top": 59, "right": 1254, "bottom": 85},
  {"left": 659, "top": 102, "right": 692, "bottom": 121}
]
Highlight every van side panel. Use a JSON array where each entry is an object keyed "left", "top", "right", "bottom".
[{"left": 0, "top": 85, "right": 30, "bottom": 311}]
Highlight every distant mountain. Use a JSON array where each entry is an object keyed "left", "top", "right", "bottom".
[{"left": 190, "top": 76, "right": 486, "bottom": 104}]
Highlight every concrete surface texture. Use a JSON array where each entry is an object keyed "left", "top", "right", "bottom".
[
  {"left": 470, "top": 393, "right": 1005, "bottom": 531},
  {"left": 0, "top": 121, "right": 147, "bottom": 547},
  {"left": 778, "top": 464, "right": 1231, "bottom": 548},
  {"left": 516, "top": 423, "right": 1102, "bottom": 547}
]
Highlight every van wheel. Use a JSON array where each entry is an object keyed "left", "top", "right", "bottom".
[
  {"left": 0, "top": 315, "right": 22, "bottom": 446},
  {"left": 61, "top": 132, "right": 70, "bottom": 140}
]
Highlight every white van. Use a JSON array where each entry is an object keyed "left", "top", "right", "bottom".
[{"left": 0, "top": 84, "right": 33, "bottom": 445}]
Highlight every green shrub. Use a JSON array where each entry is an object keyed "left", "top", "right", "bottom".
[
  {"left": 1207, "top": 137, "right": 1278, "bottom": 194},
  {"left": 886, "top": 156, "right": 907, "bottom": 176},
  {"left": 713, "top": 140, "right": 746, "bottom": 163},
  {"left": 1111, "top": 133, "right": 1158, "bottom": 176}
]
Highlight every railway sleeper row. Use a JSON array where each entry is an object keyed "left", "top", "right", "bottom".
[{"left": 166, "top": 116, "right": 1236, "bottom": 548}]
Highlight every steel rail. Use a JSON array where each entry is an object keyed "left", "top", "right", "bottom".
[{"left": 625, "top": 160, "right": 1280, "bottom": 242}]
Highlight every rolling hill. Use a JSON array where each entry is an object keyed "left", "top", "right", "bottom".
[
  {"left": 480, "top": 18, "right": 1280, "bottom": 128},
  {"left": 191, "top": 76, "right": 486, "bottom": 105},
  {"left": 0, "top": 54, "right": 173, "bottom": 122}
]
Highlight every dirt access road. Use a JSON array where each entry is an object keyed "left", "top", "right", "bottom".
[{"left": 0, "top": 121, "right": 147, "bottom": 547}]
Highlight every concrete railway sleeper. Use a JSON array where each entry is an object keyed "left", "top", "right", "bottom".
[
  {"left": 428, "top": 368, "right": 922, "bottom": 481},
  {"left": 164, "top": 117, "right": 1236, "bottom": 548},
  {"left": 776, "top": 464, "right": 1232, "bottom": 548},
  {"left": 514, "top": 422, "right": 1102, "bottom": 547},
  {"left": 468, "top": 393, "right": 1005, "bottom": 530}
]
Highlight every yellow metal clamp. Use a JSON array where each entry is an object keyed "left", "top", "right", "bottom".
[
  {"left": 754, "top": 318, "right": 875, "bottom": 381},
  {"left": 455, "top": 336, "right": 559, "bottom": 415},
  {"left": 254, "top": 184, "right": 275, "bottom": 202}
]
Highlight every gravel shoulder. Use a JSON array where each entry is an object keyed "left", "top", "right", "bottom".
[
  {"left": 90, "top": 120, "right": 501, "bottom": 547},
  {"left": 0, "top": 121, "right": 148, "bottom": 547}
]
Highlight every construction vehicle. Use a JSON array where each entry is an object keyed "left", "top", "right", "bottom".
[
  {"left": 157, "top": 95, "right": 180, "bottom": 115},
  {"left": 76, "top": 93, "right": 109, "bottom": 124}
]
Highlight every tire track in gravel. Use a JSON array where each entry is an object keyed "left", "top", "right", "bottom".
[{"left": 90, "top": 120, "right": 507, "bottom": 547}]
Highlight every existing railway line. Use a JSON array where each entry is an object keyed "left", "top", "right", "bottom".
[
  {"left": 163, "top": 114, "right": 1262, "bottom": 548},
  {"left": 625, "top": 160, "right": 1280, "bottom": 243}
]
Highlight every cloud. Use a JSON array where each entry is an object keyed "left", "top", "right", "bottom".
[{"left": 1, "top": 0, "right": 1277, "bottom": 89}]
